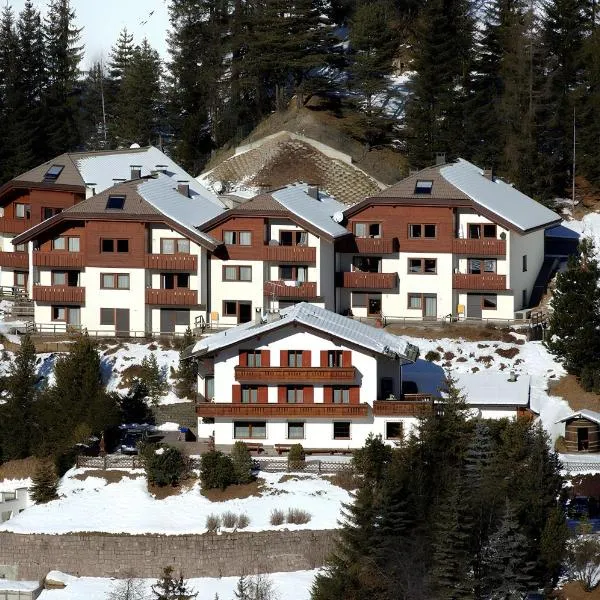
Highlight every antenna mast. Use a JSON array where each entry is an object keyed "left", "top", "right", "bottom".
[{"left": 572, "top": 106, "right": 576, "bottom": 212}]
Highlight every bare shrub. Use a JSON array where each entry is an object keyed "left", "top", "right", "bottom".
[
  {"left": 443, "top": 351, "right": 455, "bottom": 360},
  {"left": 237, "top": 513, "right": 250, "bottom": 529},
  {"left": 221, "top": 511, "right": 238, "bottom": 528},
  {"left": 270, "top": 509, "right": 285, "bottom": 525},
  {"left": 495, "top": 347, "right": 520, "bottom": 359},
  {"left": 205, "top": 513, "right": 221, "bottom": 532},
  {"left": 286, "top": 507, "right": 311, "bottom": 524}
]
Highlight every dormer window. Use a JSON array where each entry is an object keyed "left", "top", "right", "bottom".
[
  {"left": 414, "top": 180, "right": 433, "bottom": 194},
  {"left": 106, "top": 195, "right": 125, "bottom": 210},
  {"left": 44, "top": 164, "right": 64, "bottom": 182}
]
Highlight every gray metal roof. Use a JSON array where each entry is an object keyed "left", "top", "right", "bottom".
[
  {"left": 556, "top": 409, "right": 600, "bottom": 426},
  {"left": 188, "top": 302, "right": 419, "bottom": 362},
  {"left": 441, "top": 159, "right": 561, "bottom": 232}
]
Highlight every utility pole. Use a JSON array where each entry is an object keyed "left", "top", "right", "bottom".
[
  {"left": 99, "top": 60, "right": 108, "bottom": 146},
  {"left": 572, "top": 106, "right": 576, "bottom": 213}
]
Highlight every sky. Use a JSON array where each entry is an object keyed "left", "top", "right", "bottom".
[{"left": 7, "top": 0, "right": 171, "bottom": 67}]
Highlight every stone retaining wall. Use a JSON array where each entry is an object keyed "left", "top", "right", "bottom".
[{"left": 0, "top": 530, "right": 336, "bottom": 581}]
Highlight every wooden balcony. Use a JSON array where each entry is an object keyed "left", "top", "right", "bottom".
[
  {"left": 32, "top": 285, "right": 85, "bottom": 304},
  {"left": 0, "top": 219, "right": 32, "bottom": 234},
  {"left": 264, "top": 281, "right": 318, "bottom": 299},
  {"left": 264, "top": 245, "right": 316, "bottom": 263},
  {"left": 33, "top": 252, "right": 83, "bottom": 268},
  {"left": 373, "top": 400, "right": 433, "bottom": 417},
  {"left": 354, "top": 237, "right": 397, "bottom": 254},
  {"left": 0, "top": 252, "right": 28, "bottom": 268},
  {"left": 337, "top": 271, "right": 397, "bottom": 289},
  {"left": 145, "top": 288, "right": 201, "bottom": 306},
  {"left": 452, "top": 273, "right": 507, "bottom": 291},
  {"left": 144, "top": 253, "right": 198, "bottom": 271},
  {"left": 196, "top": 402, "right": 370, "bottom": 419},
  {"left": 452, "top": 238, "right": 506, "bottom": 256},
  {"left": 234, "top": 366, "right": 357, "bottom": 384}
]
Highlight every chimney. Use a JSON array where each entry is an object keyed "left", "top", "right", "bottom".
[
  {"left": 307, "top": 184, "right": 320, "bottom": 200},
  {"left": 435, "top": 152, "right": 446, "bottom": 166},
  {"left": 177, "top": 180, "right": 190, "bottom": 198},
  {"left": 266, "top": 309, "right": 280, "bottom": 323},
  {"left": 255, "top": 307, "right": 263, "bottom": 325},
  {"left": 112, "top": 178, "right": 126, "bottom": 184},
  {"left": 483, "top": 168, "right": 494, "bottom": 181},
  {"left": 130, "top": 165, "right": 142, "bottom": 179},
  {"left": 155, "top": 164, "right": 168, "bottom": 174}
]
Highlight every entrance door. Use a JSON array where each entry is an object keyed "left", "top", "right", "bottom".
[
  {"left": 368, "top": 294, "right": 382, "bottom": 316},
  {"left": 238, "top": 302, "right": 252, "bottom": 323},
  {"left": 423, "top": 294, "right": 437, "bottom": 319},
  {"left": 116, "top": 308, "right": 130, "bottom": 336},
  {"left": 578, "top": 427, "right": 590, "bottom": 451},
  {"left": 467, "top": 294, "right": 482, "bottom": 319}
]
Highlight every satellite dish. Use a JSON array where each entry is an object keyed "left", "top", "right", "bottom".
[
  {"left": 130, "top": 143, "right": 141, "bottom": 149},
  {"left": 332, "top": 211, "right": 344, "bottom": 224},
  {"left": 213, "top": 180, "right": 224, "bottom": 194}
]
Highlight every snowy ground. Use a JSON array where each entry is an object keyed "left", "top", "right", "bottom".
[
  {"left": 0, "top": 470, "right": 349, "bottom": 535},
  {"left": 39, "top": 570, "right": 319, "bottom": 600}
]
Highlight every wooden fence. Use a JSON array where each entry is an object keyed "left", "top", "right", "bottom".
[{"left": 560, "top": 461, "right": 600, "bottom": 474}]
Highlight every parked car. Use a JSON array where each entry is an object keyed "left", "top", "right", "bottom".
[{"left": 120, "top": 432, "right": 144, "bottom": 455}]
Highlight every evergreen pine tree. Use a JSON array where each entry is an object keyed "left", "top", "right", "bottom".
[
  {"left": 231, "top": 441, "right": 253, "bottom": 484},
  {"left": 79, "top": 61, "right": 109, "bottom": 150},
  {"left": 233, "top": 575, "right": 250, "bottom": 600},
  {"left": 176, "top": 327, "right": 197, "bottom": 399},
  {"left": 546, "top": 238, "right": 600, "bottom": 375},
  {"left": 140, "top": 354, "right": 168, "bottom": 405},
  {"left": 30, "top": 459, "right": 59, "bottom": 503},
  {"left": 108, "top": 27, "right": 135, "bottom": 82},
  {"left": 1, "top": 334, "right": 37, "bottom": 460},
  {"left": 151, "top": 566, "right": 197, "bottom": 599}
]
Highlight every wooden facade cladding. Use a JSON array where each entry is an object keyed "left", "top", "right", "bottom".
[
  {"left": 208, "top": 216, "right": 266, "bottom": 261},
  {"left": 452, "top": 273, "right": 507, "bottom": 291},
  {"left": 563, "top": 417, "right": 600, "bottom": 452},
  {"left": 264, "top": 245, "right": 316, "bottom": 263},
  {"left": 337, "top": 271, "right": 397, "bottom": 290},
  {"left": 452, "top": 238, "right": 506, "bottom": 255},
  {"left": 145, "top": 289, "right": 201, "bottom": 306},
  {"left": 1, "top": 219, "right": 33, "bottom": 234},
  {"left": 0, "top": 252, "right": 28, "bottom": 268},
  {"left": 354, "top": 237, "right": 397, "bottom": 254},
  {"left": 196, "top": 402, "right": 370, "bottom": 418},
  {"left": 263, "top": 281, "right": 318, "bottom": 299},
  {"left": 33, "top": 252, "right": 83, "bottom": 268},
  {"left": 234, "top": 366, "right": 357, "bottom": 384},
  {"left": 32, "top": 285, "right": 85, "bottom": 304},
  {"left": 85, "top": 221, "right": 146, "bottom": 268},
  {"left": 145, "top": 254, "right": 198, "bottom": 271},
  {"left": 372, "top": 400, "right": 433, "bottom": 417}
]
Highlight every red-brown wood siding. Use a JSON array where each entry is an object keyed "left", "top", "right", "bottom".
[
  {"left": 232, "top": 385, "right": 241, "bottom": 403},
  {"left": 278, "top": 386, "right": 286, "bottom": 403},
  {"left": 342, "top": 351, "right": 352, "bottom": 367},
  {"left": 280, "top": 350, "right": 288, "bottom": 367},
  {"left": 349, "top": 386, "right": 360, "bottom": 404},
  {"left": 320, "top": 350, "right": 328, "bottom": 367},
  {"left": 85, "top": 221, "right": 146, "bottom": 268},
  {"left": 303, "top": 386, "right": 314, "bottom": 403},
  {"left": 323, "top": 386, "right": 333, "bottom": 403},
  {"left": 239, "top": 351, "right": 248, "bottom": 366},
  {"left": 208, "top": 217, "right": 265, "bottom": 260},
  {"left": 258, "top": 386, "right": 268, "bottom": 404},
  {"left": 302, "top": 351, "right": 311, "bottom": 367},
  {"left": 261, "top": 349, "right": 270, "bottom": 367}
]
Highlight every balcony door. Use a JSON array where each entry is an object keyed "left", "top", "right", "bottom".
[
  {"left": 423, "top": 294, "right": 437, "bottom": 319},
  {"left": 467, "top": 294, "right": 482, "bottom": 319},
  {"left": 115, "top": 309, "right": 130, "bottom": 336}
]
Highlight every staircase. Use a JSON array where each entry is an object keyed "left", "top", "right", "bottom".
[{"left": 529, "top": 257, "right": 561, "bottom": 309}]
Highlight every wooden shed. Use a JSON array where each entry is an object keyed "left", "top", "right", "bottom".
[{"left": 557, "top": 410, "right": 600, "bottom": 453}]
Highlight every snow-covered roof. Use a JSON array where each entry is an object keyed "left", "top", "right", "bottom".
[
  {"left": 0, "top": 580, "right": 41, "bottom": 592},
  {"left": 441, "top": 159, "right": 560, "bottom": 232},
  {"left": 187, "top": 302, "right": 419, "bottom": 363},
  {"left": 454, "top": 372, "right": 531, "bottom": 406},
  {"left": 556, "top": 409, "right": 600, "bottom": 426}
]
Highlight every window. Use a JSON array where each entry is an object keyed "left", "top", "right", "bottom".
[
  {"left": 408, "top": 258, "right": 437, "bottom": 274},
  {"left": 101, "top": 238, "right": 129, "bottom": 253},
  {"left": 100, "top": 308, "right": 115, "bottom": 325},
  {"left": 354, "top": 223, "right": 381, "bottom": 238},
  {"left": 482, "top": 295, "right": 497, "bottom": 309},
  {"left": 53, "top": 236, "right": 79, "bottom": 252},
  {"left": 44, "top": 164, "right": 64, "bottom": 182},
  {"left": 522, "top": 289, "right": 528, "bottom": 308},
  {"left": 68, "top": 237, "right": 80, "bottom": 252},
  {"left": 279, "top": 265, "right": 308, "bottom": 281},
  {"left": 286, "top": 386, "right": 304, "bottom": 403},
  {"left": 287, "top": 351, "right": 303, "bottom": 368},
  {"left": 52, "top": 271, "right": 67, "bottom": 285},
  {"left": 386, "top": 422, "right": 403, "bottom": 440},
  {"left": 117, "top": 239, "right": 129, "bottom": 253},
  {"left": 14, "top": 271, "right": 27, "bottom": 287},
  {"left": 333, "top": 422, "right": 351, "bottom": 439},
  {"left": 43, "top": 207, "right": 62, "bottom": 220},
  {"left": 223, "top": 265, "right": 252, "bottom": 281},
  {"left": 280, "top": 230, "right": 308, "bottom": 246},
  {"left": 106, "top": 195, "right": 126, "bottom": 210},
  {"left": 223, "top": 301, "right": 252, "bottom": 323},
  {"left": 414, "top": 180, "right": 433, "bottom": 194},
  {"left": 332, "top": 388, "right": 350, "bottom": 404},
  {"left": 161, "top": 238, "right": 190, "bottom": 254},
  {"left": 468, "top": 258, "right": 496, "bottom": 274},
  {"left": 224, "top": 231, "right": 251, "bottom": 245},
  {"left": 52, "top": 306, "right": 66, "bottom": 321},
  {"left": 352, "top": 292, "right": 366, "bottom": 308},
  {"left": 247, "top": 351, "right": 262, "bottom": 367},
  {"left": 14, "top": 203, "right": 31, "bottom": 219},
  {"left": 14, "top": 243, "right": 26, "bottom": 253},
  {"left": 162, "top": 273, "right": 189, "bottom": 289},
  {"left": 241, "top": 386, "right": 259, "bottom": 404},
  {"left": 52, "top": 306, "right": 81, "bottom": 325},
  {"left": 224, "top": 301, "right": 238, "bottom": 316},
  {"left": 102, "top": 239, "right": 114, "bottom": 252},
  {"left": 53, "top": 237, "right": 65, "bottom": 250},
  {"left": 288, "top": 422, "right": 305, "bottom": 440},
  {"left": 522, "top": 255, "right": 527, "bottom": 272},
  {"left": 468, "top": 223, "right": 497, "bottom": 239},
  {"left": 327, "top": 350, "right": 343, "bottom": 368},
  {"left": 408, "top": 293, "right": 423, "bottom": 309},
  {"left": 205, "top": 376, "right": 214, "bottom": 400},
  {"left": 409, "top": 224, "right": 436, "bottom": 239},
  {"left": 352, "top": 256, "right": 381, "bottom": 273},
  {"left": 101, "top": 273, "right": 130, "bottom": 289},
  {"left": 234, "top": 421, "right": 266, "bottom": 439}
]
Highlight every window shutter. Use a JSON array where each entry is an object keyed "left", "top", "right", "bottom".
[
  {"left": 232, "top": 385, "right": 241, "bottom": 403},
  {"left": 320, "top": 350, "right": 328, "bottom": 367},
  {"left": 342, "top": 351, "right": 352, "bottom": 367},
  {"left": 302, "top": 350, "right": 311, "bottom": 367},
  {"left": 278, "top": 386, "right": 286, "bottom": 403},
  {"left": 323, "top": 386, "right": 332, "bottom": 403},
  {"left": 239, "top": 351, "right": 247, "bottom": 367},
  {"left": 280, "top": 350, "right": 288, "bottom": 367},
  {"left": 349, "top": 386, "right": 360, "bottom": 404},
  {"left": 258, "top": 386, "right": 268, "bottom": 404},
  {"left": 261, "top": 349, "right": 270, "bottom": 367},
  {"left": 304, "top": 386, "right": 314, "bottom": 403}
]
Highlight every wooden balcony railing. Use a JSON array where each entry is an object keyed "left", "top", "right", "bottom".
[
  {"left": 0, "top": 252, "right": 28, "bottom": 268},
  {"left": 144, "top": 253, "right": 197, "bottom": 271},
  {"left": 32, "top": 285, "right": 85, "bottom": 304},
  {"left": 0, "top": 219, "right": 32, "bottom": 234},
  {"left": 452, "top": 238, "right": 506, "bottom": 256},
  {"left": 234, "top": 366, "right": 357, "bottom": 384},
  {"left": 263, "top": 281, "right": 318, "bottom": 299},
  {"left": 264, "top": 245, "right": 316, "bottom": 263},
  {"left": 354, "top": 237, "right": 397, "bottom": 254},
  {"left": 452, "top": 273, "right": 507, "bottom": 291},
  {"left": 33, "top": 252, "right": 83, "bottom": 268},
  {"left": 145, "top": 288, "right": 200, "bottom": 306},
  {"left": 196, "top": 402, "right": 370, "bottom": 419},
  {"left": 373, "top": 400, "right": 433, "bottom": 417},
  {"left": 337, "top": 271, "right": 397, "bottom": 290}
]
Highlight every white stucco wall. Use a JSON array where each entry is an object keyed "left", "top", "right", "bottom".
[{"left": 508, "top": 229, "right": 545, "bottom": 311}]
